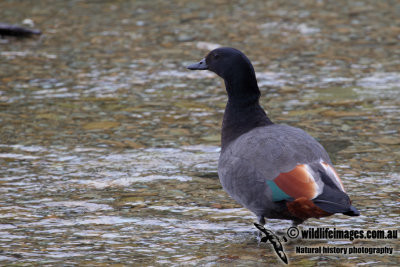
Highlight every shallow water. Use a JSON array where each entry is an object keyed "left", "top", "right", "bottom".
[{"left": 1, "top": 0, "right": 399, "bottom": 266}]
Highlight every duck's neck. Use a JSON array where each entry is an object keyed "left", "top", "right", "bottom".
[{"left": 221, "top": 79, "right": 273, "bottom": 151}]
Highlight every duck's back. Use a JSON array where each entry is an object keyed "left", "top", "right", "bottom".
[{"left": 219, "top": 124, "right": 331, "bottom": 179}]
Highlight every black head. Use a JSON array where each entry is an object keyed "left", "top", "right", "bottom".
[
  {"left": 187, "top": 47, "right": 259, "bottom": 101},
  {"left": 187, "top": 47, "right": 256, "bottom": 81},
  {"left": 187, "top": 47, "right": 272, "bottom": 148}
]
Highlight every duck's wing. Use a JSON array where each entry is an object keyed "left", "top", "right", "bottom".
[{"left": 218, "top": 124, "right": 359, "bottom": 219}]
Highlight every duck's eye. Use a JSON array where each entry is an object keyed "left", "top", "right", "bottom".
[{"left": 214, "top": 53, "right": 220, "bottom": 59}]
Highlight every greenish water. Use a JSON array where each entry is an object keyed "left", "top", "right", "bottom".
[{"left": 0, "top": 0, "right": 399, "bottom": 266}]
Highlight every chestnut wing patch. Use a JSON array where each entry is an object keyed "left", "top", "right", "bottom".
[
  {"left": 266, "top": 162, "right": 355, "bottom": 219},
  {"left": 267, "top": 164, "right": 320, "bottom": 202}
]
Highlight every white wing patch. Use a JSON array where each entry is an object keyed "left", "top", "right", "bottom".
[
  {"left": 320, "top": 160, "right": 346, "bottom": 192},
  {"left": 304, "top": 164, "right": 324, "bottom": 199}
]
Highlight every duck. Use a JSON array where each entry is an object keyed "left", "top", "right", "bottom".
[{"left": 187, "top": 47, "right": 359, "bottom": 226}]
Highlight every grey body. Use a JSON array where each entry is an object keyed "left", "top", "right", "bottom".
[{"left": 218, "top": 124, "right": 330, "bottom": 219}]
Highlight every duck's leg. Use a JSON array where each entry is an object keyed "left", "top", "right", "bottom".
[
  {"left": 257, "top": 215, "right": 266, "bottom": 225},
  {"left": 255, "top": 216, "right": 266, "bottom": 242}
]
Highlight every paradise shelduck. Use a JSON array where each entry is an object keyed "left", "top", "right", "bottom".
[{"left": 187, "top": 47, "right": 359, "bottom": 226}]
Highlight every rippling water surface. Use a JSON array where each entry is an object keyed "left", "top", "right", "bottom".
[{"left": 1, "top": 0, "right": 399, "bottom": 266}]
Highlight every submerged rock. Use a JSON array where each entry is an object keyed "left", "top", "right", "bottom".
[{"left": 0, "top": 22, "right": 41, "bottom": 38}]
